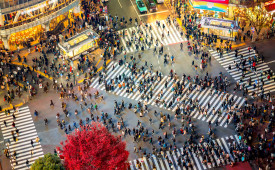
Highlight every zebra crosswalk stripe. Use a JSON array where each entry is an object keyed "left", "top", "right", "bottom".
[
  {"left": 119, "top": 20, "right": 187, "bottom": 53},
  {"left": 191, "top": 89, "right": 211, "bottom": 118},
  {"left": 163, "top": 156, "right": 171, "bottom": 170},
  {"left": 143, "top": 157, "right": 151, "bottom": 169},
  {"left": 147, "top": 76, "right": 167, "bottom": 104},
  {"left": 209, "top": 47, "right": 275, "bottom": 95},
  {"left": 130, "top": 135, "right": 241, "bottom": 170},
  {"left": 189, "top": 88, "right": 210, "bottom": 117},
  {"left": 0, "top": 106, "right": 44, "bottom": 170},
  {"left": 89, "top": 62, "right": 245, "bottom": 128},
  {"left": 129, "top": 161, "right": 135, "bottom": 170},
  {"left": 220, "top": 96, "right": 241, "bottom": 127}
]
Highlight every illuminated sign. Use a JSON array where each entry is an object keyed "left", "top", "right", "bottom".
[
  {"left": 198, "top": 0, "right": 229, "bottom": 4},
  {"left": 207, "top": 2, "right": 214, "bottom": 8},
  {"left": 265, "top": 0, "right": 275, "bottom": 6},
  {"left": 210, "top": 20, "right": 231, "bottom": 27},
  {"left": 190, "top": 0, "right": 228, "bottom": 12}
]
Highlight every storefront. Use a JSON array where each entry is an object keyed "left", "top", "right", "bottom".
[
  {"left": 58, "top": 28, "right": 99, "bottom": 59},
  {"left": 265, "top": 0, "right": 275, "bottom": 13},
  {"left": 8, "top": 25, "right": 44, "bottom": 50},
  {"left": 200, "top": 17, "right": 239, "bottom": 39}
]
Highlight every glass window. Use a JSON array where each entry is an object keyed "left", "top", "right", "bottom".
[
  {"left": 5, "top": 1, "right": 10, "bottom": 8},
  {"left": 19, "top": 0, "right": 25, "bottom": 5},
  {"left": 0, "top": 2, "right": 4, "bottom": 8}
]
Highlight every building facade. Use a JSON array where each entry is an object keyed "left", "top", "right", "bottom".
[{"left": 0, "top": 0, "right": 81, "bottom": 50}]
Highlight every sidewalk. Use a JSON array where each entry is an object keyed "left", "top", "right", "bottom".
[
  {"left": 224, "top": 161, "right": 253, "bottom": 170},
  {"left": 0, "top": 76, "right": 29, "bottom": 112},
  {"left": 0, "top": 155, "right": 12, "bottom": 170}
]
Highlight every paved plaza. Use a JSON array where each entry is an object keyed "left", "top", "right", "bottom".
[{"left": 0, "top": 0, "right": 274, "bottom": 170}]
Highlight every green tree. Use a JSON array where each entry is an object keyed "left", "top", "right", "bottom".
[{"left": 31, "top": 153, "right": 65, "bottom": 170}]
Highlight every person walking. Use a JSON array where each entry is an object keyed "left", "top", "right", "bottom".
[
  {"left": 31, "top": 140, "right": 34, "bottom": 147},
  {"left": 34, "top": 110, "right": 38, "bottom": 116},
  {"left": 44, "top": 118, "right": 48, "bottom": 125},
  {"left": 50, "top": 100, "right": 54, "bottom": 107},
  {"left": 26, "top": 159, "right": 29, "bottom": 167}
]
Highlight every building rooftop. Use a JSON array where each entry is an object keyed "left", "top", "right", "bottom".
[
  {"left": 200, "top": 17, "right": 239, "bottom": 31},
  {"left": 58, "top": 28, "right": 99, "bottom": 53}
]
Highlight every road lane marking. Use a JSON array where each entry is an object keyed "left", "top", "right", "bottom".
[
  {"left": 118, "top": 0, "right": 123, "bottom": 8},
  {"left": 139, "top": 10, "right": 169, "bottom": 16},
  {"left": 130, "top": 0, "right": 141, "bottom": 20},
  {"left": 96, "top": 58, "right": 102, "bottom": 67},
  {"left": 266, "top": 60, "right": 275, "bottom": 64}
]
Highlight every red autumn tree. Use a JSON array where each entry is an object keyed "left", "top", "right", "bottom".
[{"left": 57, "top": 122, "right": 129, "bottom": 170}]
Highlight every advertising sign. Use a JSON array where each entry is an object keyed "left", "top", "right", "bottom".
[
  {"left": 198, "top": 0, "right": 229, "bottom": 4},
  {"left": 190, "top": 0, "right": 228, "bottom": 12}
]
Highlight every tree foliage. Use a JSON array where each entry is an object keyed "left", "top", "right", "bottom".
[
  {"left": 31, "top": 153, "right": 65, "bottom": 170},
  {"left": 240, "top": 3, "right": 272, "bottom": 36},
  {"left": 57, "top": 122, "right": 129, "bottom": 170}
]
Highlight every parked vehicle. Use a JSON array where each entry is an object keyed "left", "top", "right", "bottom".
[
  {"left": 153, "top": 0, "right": 164, "bottom": 3},
  {"left": 136, "top": 0, "right": 148, "bottom": 13},
  {"left": 145, "top": 0, "right": 157, "bottom": 12}
]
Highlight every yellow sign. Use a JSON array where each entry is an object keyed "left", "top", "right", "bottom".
[{"left": 210, "top": 20, "right": 231, "bottom": 27}]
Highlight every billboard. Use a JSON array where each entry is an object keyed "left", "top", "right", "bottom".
[
  {"left": 190, "top": 0, "right": 228, "bottom": 12},
  {"left": 198, "top": 0, "right": 229, "bottom": 4}
]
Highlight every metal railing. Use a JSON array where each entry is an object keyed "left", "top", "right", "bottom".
[{"left": 0, "top": 0, "right": 77, "bottom": 30}]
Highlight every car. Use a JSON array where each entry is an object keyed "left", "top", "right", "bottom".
[
  {"left": 153, "top": 0, "right": 164, "bottom": 3},
  {"left": 136, "top": 0, "right": 148, "bottom": 13},
  {"left": 145, "top": 0, "right": 157, "bottom": 12}
]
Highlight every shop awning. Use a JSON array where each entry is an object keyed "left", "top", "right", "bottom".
[
  {"left": 265, "top": 0, "right": 275, "bottom": 12},
  {"left": 190, "top": 0, "right": 228, "bottom": 12}
]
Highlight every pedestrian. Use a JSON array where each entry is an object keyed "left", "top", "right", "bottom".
[
  {"left": 44, "top": 118, "right": 48, "bottom": 125},
  {"left": 34, "top": 110, "right": 38, "bottom": 116},
  {"left": 50, "top": 100, "right": 54, "bottom": 107},
  {"left": 31, "top": 140, "right": 34, "bottom": 147},
  {"left": 3, "top": 120, "right": 7, "bottom": 127},
  {"left": 26, "top": 159, "right": 29, "bottom": 167},
  {"left": 149, "top": 117, "right": 152, "bottom": 124}
]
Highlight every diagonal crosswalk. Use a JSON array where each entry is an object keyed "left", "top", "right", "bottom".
[
  {"left": 118, "top": 20, "right": 187, "bottom": 53},
  {"left": 90, "top": 61, "right": 245, "bottom": 128},
  {"left": 209, "top": 47, "right": 275, "bottom": 96},
  {"left": 129, "top": 135, "right": 241, "bottom": 170},
  {"left": 0, "top": 106, "right": 44, "bottom": 170}
]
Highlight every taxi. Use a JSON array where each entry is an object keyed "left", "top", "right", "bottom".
[{"left": 136, "top": 0, "right": 148, "bottom": 13}]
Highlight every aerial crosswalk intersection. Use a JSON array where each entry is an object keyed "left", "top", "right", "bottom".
[
  {"left": 0, "top": 106, "right": 44, "bottom": 170},
  {"left": 209, "top": 47, "right": 275, "bottom": 96},
  {"left": 89, "top": 61, "right": 245, "bottom": 128},
  {"left": 129, "top": 135, "right": 241, "bottom": 170}
]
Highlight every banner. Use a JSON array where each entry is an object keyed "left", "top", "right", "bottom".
[
  {"left": 198, "top": 0, "right": 229, "bottom": 4},
  {"left": 190, "top": 0, "right": 228, "bottom": 12}
]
